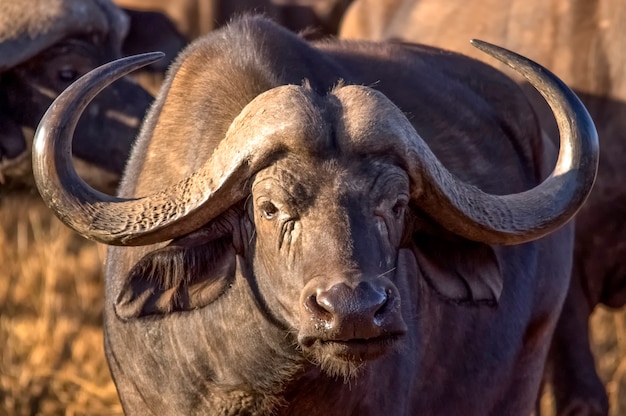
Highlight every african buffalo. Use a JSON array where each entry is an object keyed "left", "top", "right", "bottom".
[
  {"left": 0, "top": 0, "right": 153, "bottom": 190},
  {"left": 32, "top": 16, "right": 598, "bottom": 415},
  {"left": 340, "top": 2, "right": 624, "bottom": 413}
]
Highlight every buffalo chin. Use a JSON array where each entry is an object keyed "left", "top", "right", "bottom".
[{"left": 301, "top": 335, "right": 402, "bottom": 380}]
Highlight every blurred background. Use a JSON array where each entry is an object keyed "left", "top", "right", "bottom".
[{"left": 1, "top": 0, "right": 625, "bottom": 414}]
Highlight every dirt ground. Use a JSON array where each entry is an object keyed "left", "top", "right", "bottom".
[{"left": 1, "top": 193, "right": 625, "bottom": 415}]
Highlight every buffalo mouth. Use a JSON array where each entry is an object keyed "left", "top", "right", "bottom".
[
  {"left": 318, "top": 335, "right": 402, "bottom": 360},
  {"left": 299, "top": 331, "right": 405, "bottom": 377}
]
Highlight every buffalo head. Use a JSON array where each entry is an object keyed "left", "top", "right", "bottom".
[{"left": 0, "top": 0, "right": 153, "bottom": 189}]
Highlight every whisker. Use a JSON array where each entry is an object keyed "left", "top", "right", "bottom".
[
  {"left": 377, "top": 267, "right": 396, "bottom": 278},
  {"left": 248, "top": 229, "right": 256, "bottom": 246}
]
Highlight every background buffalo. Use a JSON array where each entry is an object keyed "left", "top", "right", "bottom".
[{"left": 0, "top": 0, "right": 154, "bottom": 192}]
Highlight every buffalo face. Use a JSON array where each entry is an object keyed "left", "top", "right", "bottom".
[{"left": 250, "top": 157, "right": 409, "bottom": 377}]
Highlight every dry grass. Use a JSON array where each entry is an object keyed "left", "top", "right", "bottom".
[
  {"left": 0, "top": 193, "right": 121, "bottom": 415},
  {"left": 591, "top": 307, "right": 626, "bottom": 415},
  {"left": 0, "top": 193, "right": 625, "bottom": 415}
]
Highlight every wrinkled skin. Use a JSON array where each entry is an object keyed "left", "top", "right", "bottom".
[
  {"left": 339, "top": 2, "right": 622, "bottom": 414},
  {"left": 88, "top": 16, "right": 582, "bottom": 415}
]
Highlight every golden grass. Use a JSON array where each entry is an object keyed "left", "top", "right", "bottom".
[
  {"left": 0, "top": 194, "right": 121, "bottom": 415},
  {"left": 0, "top": 193, "right": 624, "bottom": 415},
  {"left": 591, "top": 307, "right": 626, "bottom": 415}
]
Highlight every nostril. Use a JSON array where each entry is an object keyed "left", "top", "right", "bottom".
[
  {"left": 304, "top": 294, "right": 333, "bottom": 322},
  {"left": 354, "top": 282, "right": 389, "bottom": 316},
  {"left": 373, "top": 288, "right": 392, "bottom": 319}
]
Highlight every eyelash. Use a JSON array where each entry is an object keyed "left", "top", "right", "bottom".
[{"left": 260, "top": 201, "right": 279, "bottom": 220}]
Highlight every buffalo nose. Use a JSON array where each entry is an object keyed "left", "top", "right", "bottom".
[{"left": 305, "top": 281, "right": 392, "bottom": 339}]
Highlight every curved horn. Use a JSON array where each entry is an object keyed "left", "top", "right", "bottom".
[
  {"left": 412, "top": 39, "right": 598, "bottom": 245},
  {"left": 34, "top": 52, "right": 325, "bottom": 246},
  {"left": 33, "top": 52, "right": 164, "bottom": 244},
  {"left": 35, "top": 41, "right": 597, "bottom": 248}
]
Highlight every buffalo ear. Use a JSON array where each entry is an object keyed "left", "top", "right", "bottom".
[
  {"left": 114, "top": 233, "right": 236, "bottom": 320},
  {"left": 412, "top": 233, "right": 503, "bottom": 305}
]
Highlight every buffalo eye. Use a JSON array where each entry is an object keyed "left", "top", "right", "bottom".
[
  {"left": 392, "top": 196, "right": 408, "bottom": 219},
  {"left": 58, "top": 66, "right": 79, "bottom": 83},
  {"left": 260, "top": 201, "right": 279, "bottom": 220}
]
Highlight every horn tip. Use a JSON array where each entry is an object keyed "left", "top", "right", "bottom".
[
  {"left": 140, "top": 51, "right": 166, "bottom": 65},
  {"left": 469, "top": 39, "right": 495, "bottom": 53}
]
